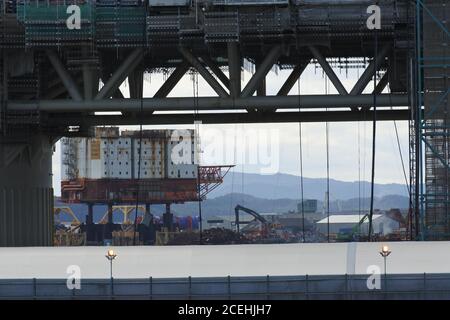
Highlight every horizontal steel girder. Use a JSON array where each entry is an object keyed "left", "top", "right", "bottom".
[
  {"left": 8, "top": 94, "right": 409, "bottom": 112},
  {"left": 46, "top": 110, "right": 410, "bottom": 126}
]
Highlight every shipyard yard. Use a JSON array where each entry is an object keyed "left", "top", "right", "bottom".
[{"left": 0, "top": 0, "right": 449, "bottom": 304}]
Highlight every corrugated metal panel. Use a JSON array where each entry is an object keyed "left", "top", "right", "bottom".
[{"left": 0, "top": 187, "right": 53, "bottom": 247}]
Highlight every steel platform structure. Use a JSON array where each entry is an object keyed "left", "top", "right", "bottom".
[{"left": 1, "top": 0, "right": 445, "bottom": 245}]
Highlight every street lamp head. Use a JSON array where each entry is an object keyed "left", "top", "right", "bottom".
[
  {"left": 106, "top": 249, "right": 117, "bottom": 261},
  {"left": 380, "top": 245, "right": 391, "bottom": 257}
]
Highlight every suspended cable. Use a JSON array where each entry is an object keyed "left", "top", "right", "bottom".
[
  {"left": 192, "top": 72, "right": 203, "bottom": 244},
  {"left": 368, "top": 28, "right": 378, "bottom": 241},
  {"left": 297, "top": 78, "right": 305, "bottom": 242},
  {"left": 241, "top": 123, "right": 245, "bottom": 207},
  {"left": 358, "top": 121, "right": 362, "bottom": 235},
  {"left": 133, "top": 0, "right": 148, "bottom": 245},
  {"left": 388, "top": 86, "right": 411, "bottom": 195},
  {"left": 325, "top": 76, "right": 330, "bottom": 243}
]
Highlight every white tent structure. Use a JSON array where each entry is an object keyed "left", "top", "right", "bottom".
[{"left": 316, "top": 214, "right": 400, "bottom": 235}]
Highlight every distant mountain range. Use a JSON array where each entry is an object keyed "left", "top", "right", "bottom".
[
  {"left": 56, "top": 192, "right": 409, "bottom": 223},
  {"left": 54, "top": 173, "right": 410, "bottom": 222},
  {"left": 208, "top": 172, "right": 409, "bottom": 200},
  {"left": 172, "top": 193, "right": 409, "bottom": 217}
]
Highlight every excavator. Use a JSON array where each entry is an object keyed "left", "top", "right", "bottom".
[{"left": 234, "top": 205, "right": 272, "bottom": 238}]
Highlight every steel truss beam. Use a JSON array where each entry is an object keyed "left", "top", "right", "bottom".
[
  {"left": 241, "top": 46, "right": 283, "bottom": 98},
  {"left": 200, "top": 55, "right": 230, "bottom": 90},
  {"left": 46, "top": 50, "right": 83, "bottom": 101},
  {"left": 179, "top": 47, "right": 229, "bottom": 98},
  {"left": 277, "top": 62, "right": 309, "bottom": 96},
  {"left": 8, "top": 94, "right": 408, "bottom": 112},
  {"left": 308, "top": 46, "right": 348, "bottom": 96},
  {"left": 153, "top": 61, "right": 190, "bottom": 98},
  {"left": 96, "top": 48, "right": 144, "bottom": 100},
  {"left": 47, "top": 110, "right": 410, "bottom": 126},
  {"left": 349, "top": 44, "right": 390, "bottom": 95}
]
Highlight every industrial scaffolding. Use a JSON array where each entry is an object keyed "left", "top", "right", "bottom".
[{"left": 416, "top": 0, "right": 450, "bottom": 239}]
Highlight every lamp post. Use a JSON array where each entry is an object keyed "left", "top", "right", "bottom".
[
  {"left": 379, "top": 245, "right": 391, "bottom": 296},
  {"left": 105, "top": 249, "right": 117, "bottom": 279}
]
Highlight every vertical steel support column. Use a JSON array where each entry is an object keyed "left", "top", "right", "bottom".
[
  {"left": 414, "top": 1, "right": 424, "bottom": 241},
  {"left": 0, "top": 50, "right": 6, "bottom": 134},
  {"left": 241, "top": 46, "right": 282, "bottom": 98},
  {"left": 86, "top": 202, "right": 95, "bottom": 244},
  {"left": 129, "top": 69, "right": 144, "bottom": 99},
  {"left": 227, "top": 42, "right": 241, "bottom": 98},
  {"left": 416, "top": 0, "right": 425, "bottom": 240},
  {"left": 255, "top": 59, "right": 266, "bottom": 97},
  {"left": 105, "top": 203, "right": 113, "bottom": 243},
  {"left": 82, "top": 47, "right": 97, "bottom": 100},
  {"left": 108, "top": 203, "right": 113, "bottom": 224},
  {"left": 87, "top": 203, "right": 94, "bottom": 225},
  {"left": 163, "top": 203, "right": 173, "bottom": 231},
  {"left": 96, "top": 48, "right": 144, "bottom": 100},
  {"left": 0, "top": 134, "right": 54, "bottom": 246}
]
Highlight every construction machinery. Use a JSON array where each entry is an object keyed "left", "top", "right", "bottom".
[
  {"left": 234, "top": 205, "right": 274, "bottom": 238},
  {"left": 336, "top": 213, "right": 370, "bottom": 242}
]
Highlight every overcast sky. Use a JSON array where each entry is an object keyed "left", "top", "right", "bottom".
[{"left": 53, "top": 64, "right": 409, "bottom": 196}]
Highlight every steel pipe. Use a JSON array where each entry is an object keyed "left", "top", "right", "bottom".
[
  {"left": 95, "top": 48, "right": 144, "bottom": 100},
  {"left": 308, "top": 46, "right": 348, "bottom": 95},
  {"left": 241, "top": 46, "right": 283, "bottom": 98},
  {"left": 350, "top": 44, "right": 390, "bottom": 95},
  {"left": 179, "top": 47, "right": 229, "bottom": 98},
  {"left": 153, "top": 61, "right": 190, "bottom": 98},
  {"left": 46, "top": 50, "right": 83, "bottom": 101},
  {"left": 47, "top": 110, "right": 410, "bottom": 126},
  {"left": 8, "top": 94, "right": 409, "bottom": 112}
]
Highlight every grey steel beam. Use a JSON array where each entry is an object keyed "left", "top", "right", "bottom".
[
  {"left": 308, "top": 46, "right": 348, "bottom": 95},
  {"left": 47, "top": 110, "right": 410, "bottom": 126},
  {"left": 374, "top": 72, "right": 389, "bottom": 94},
  {"left": 46, "top": 50, "right": 83, "bottom": 101},
  {"left": 128, "top": 68, "right": 144, "bottom": 99},
  {"left": 262, "top": 61, "right": 309, "bottom": 113},
  {"left": 277, "top": 62, "right": 309, "bottom": 96},
  {"left": 9, "top": 94, "right": 409, "bottom": 112},
  {"left": 255, "top": 59, "right": 267, "bottom": 97},
  {"left": 153, "top": 61, "right": 190, "bottom": 98},
  {"left": 179, "top": 47, "right": 229, "bottom": 98},
  {"left": 241, "top": 46, "right": 283, "bottom": 98},
  {"left": 349, "top": 44, "right": 390, "bottom": 95},
  {"left": 227, "top": 42, "right": 241, "bottom": 98},
  {"left": 44, "top": 77, "right": 84, "bottom": 100},
  {"left": 361, "top": 72, "right": 390, "bottom": 111},
  {"left": 81, "top": 47, "right": 98, "bottom": 100},
  {"left": 82, "top": 65, "right": 97, "bottom": 100},
  {"left": 200, "top": 55, "right": 230, "bottom": 90},
  {"left": 95, "top": 48, "right": 144, "bottom": 100},
  {"left": 112, "top": 87, "right": 125, "bottom": 99}
]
